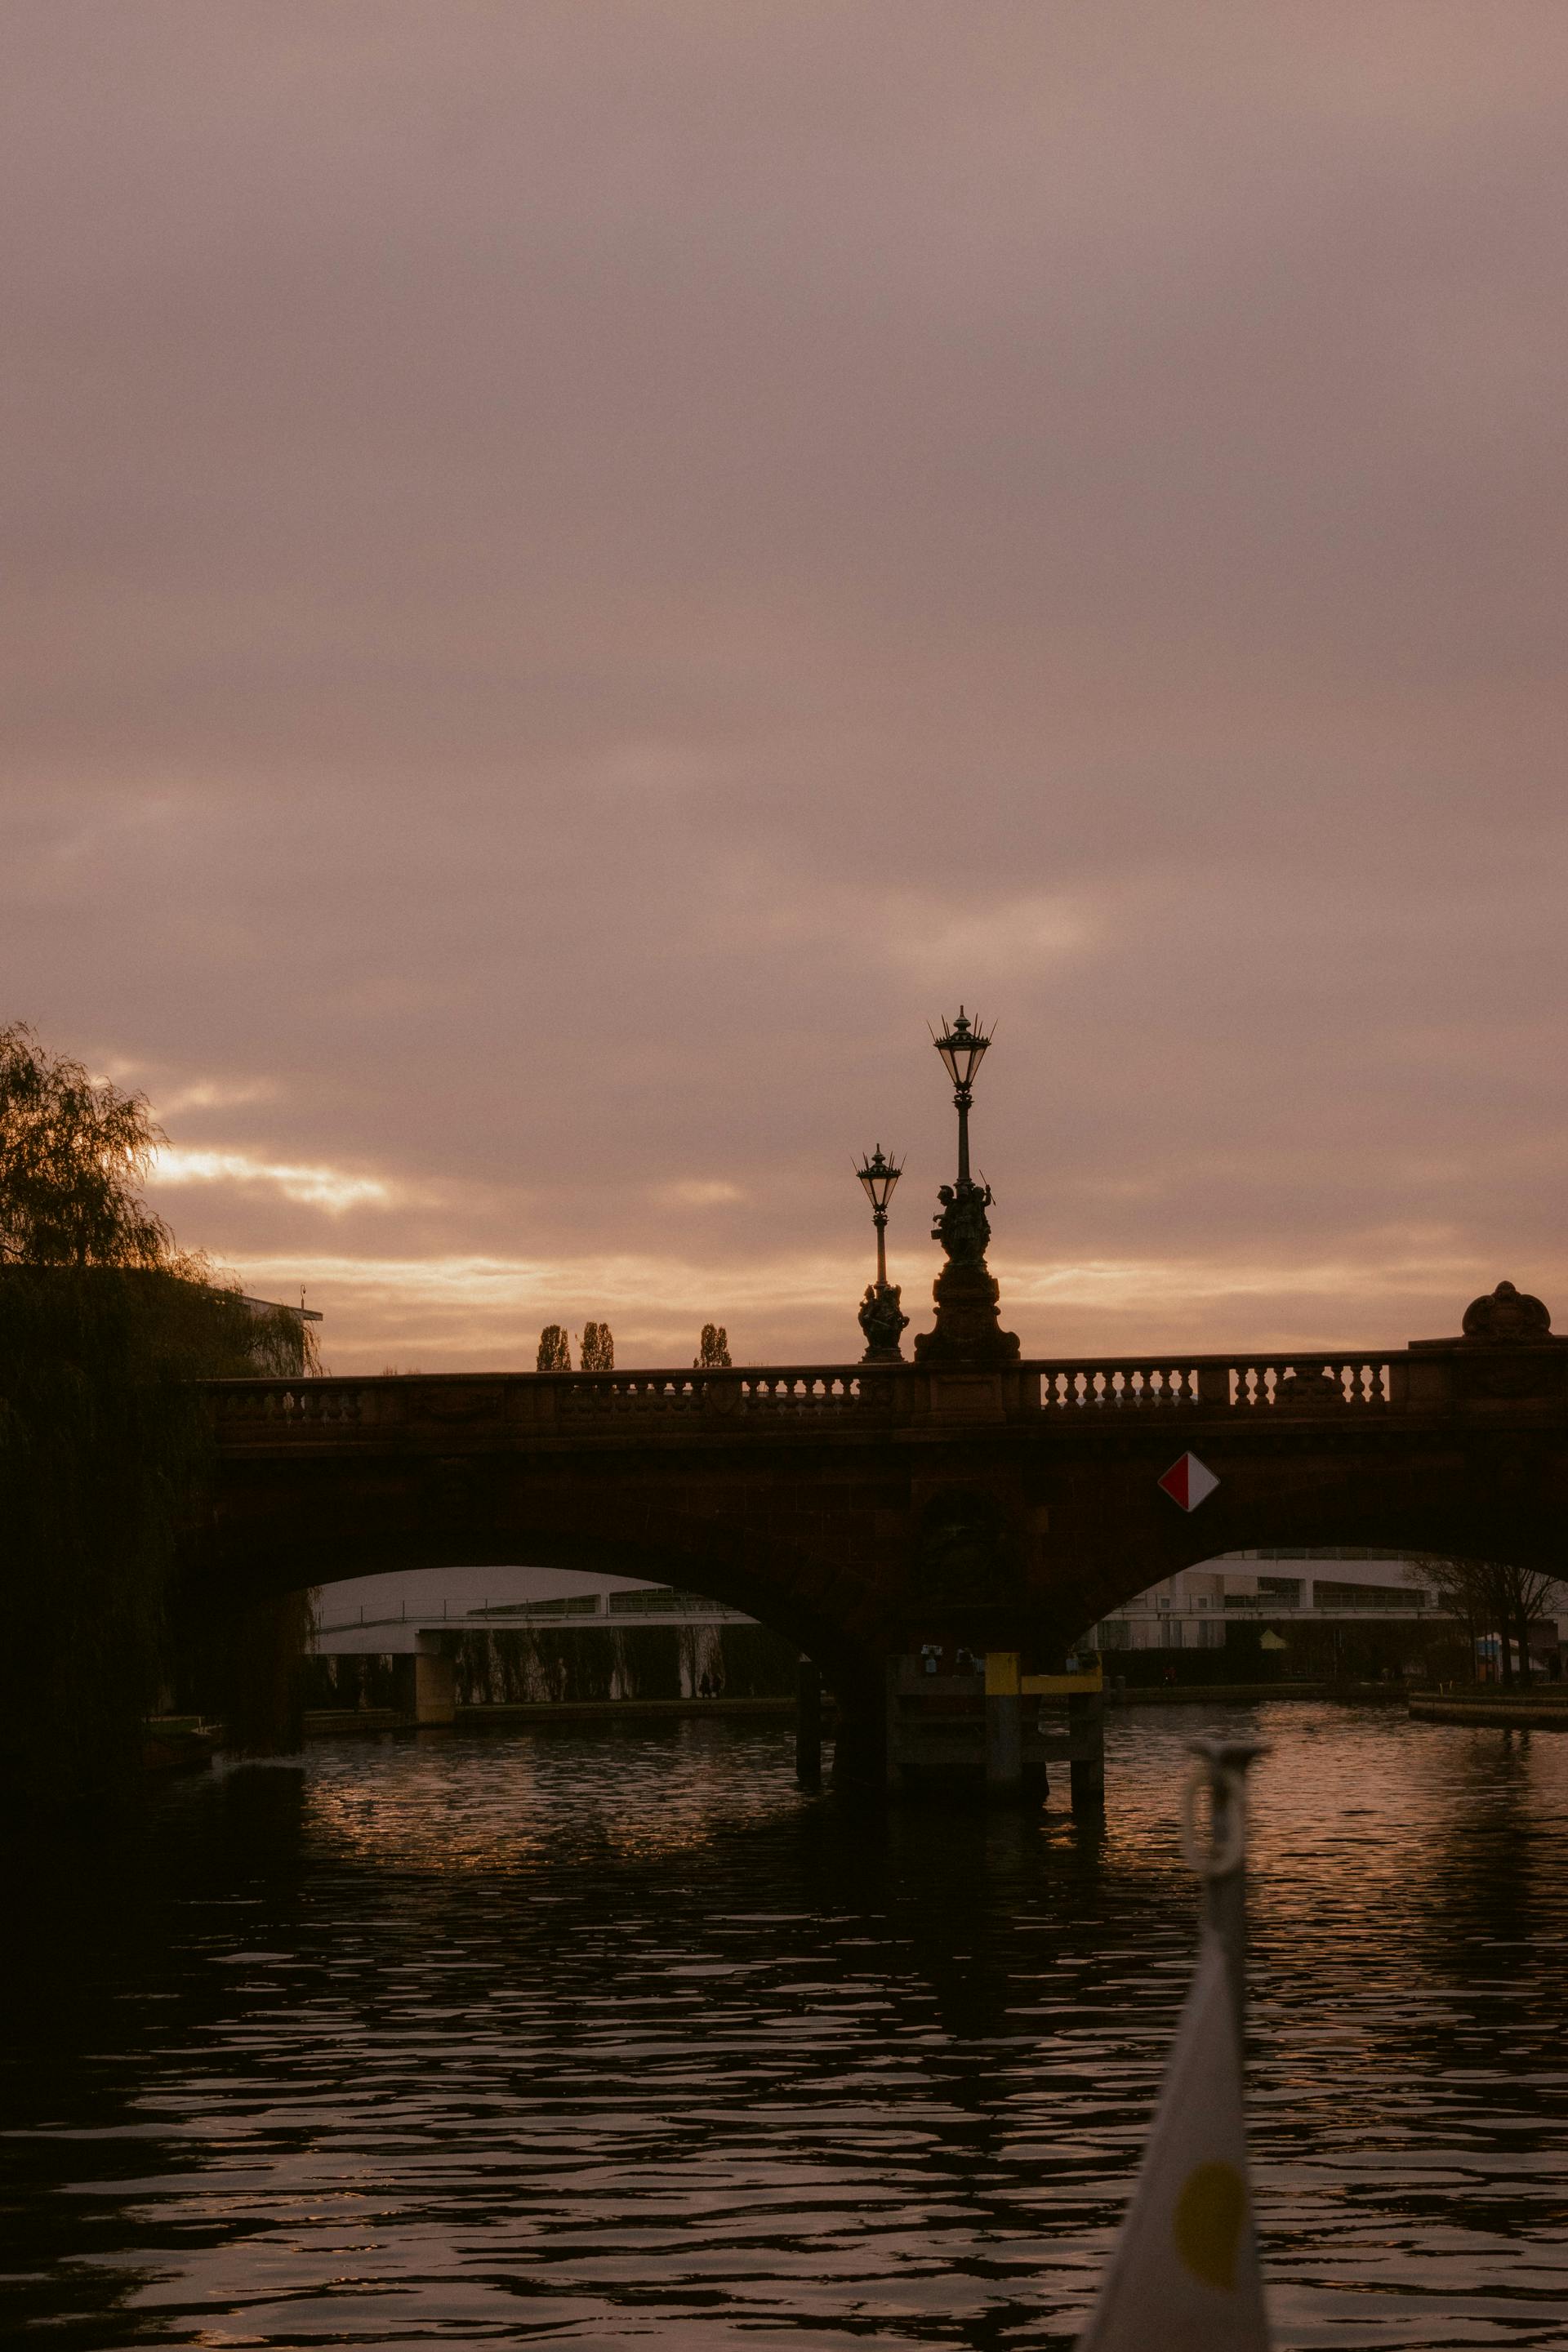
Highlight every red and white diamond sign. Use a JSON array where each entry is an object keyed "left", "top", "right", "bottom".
[{"left": 1157, "top": 1452, "right": 1219, "bottom": 1511}]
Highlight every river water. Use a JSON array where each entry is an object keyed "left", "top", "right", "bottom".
[{"left": 7, "top": 1704, "right": 1568, "bottom": 2350}]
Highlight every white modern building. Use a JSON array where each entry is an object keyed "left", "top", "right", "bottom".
[
  {"left": 311, "top": 1565, "right": 751, "bottom": 1655},
  {"left": 1089, "top": 1550, "right": 1443, "bottom": 1653},
  {"left": 313, "top": 1551, "right": 1459, "bottom": 1663}
]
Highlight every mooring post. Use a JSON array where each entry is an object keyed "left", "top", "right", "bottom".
[
  {"left": 1068, "top": 1685, "right": 1105, "bottom": 1810},
  {"left": 984, "top": 1650, "right": 1022, "bottom": 1797},
  {"left": 795, "top": 1657, "right": 822, "bottom": 1788},
  {"left": 1183, "top": 1735, "right": 1266, "bottom": 2043}
]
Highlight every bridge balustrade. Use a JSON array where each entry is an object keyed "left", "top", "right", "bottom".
[
  {"left": 207, "top": 1348, "right": 1508, "bottom": 1437},
  {"left": 1232, "top": 1358, "right": 1396, "bottom": 1407},
  {"left": 1031, "top": 1356, "right": 1397, "bottom": 1410},
  {"left": 215, "top": 1381, "right": 377, "bottom": 1426},
  {"left": 1036, "top": 1363, "right": 1205, "bottom": 1410},
  {"left": 210, "top": 1365, "right": 893, "bottom": 1432},
  {"left": 554, "top": 1369, "right": 873, "bottom": 1418}
]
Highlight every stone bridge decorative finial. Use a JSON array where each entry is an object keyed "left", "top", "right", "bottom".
[{"left": 1460, "top": 1280, "right": 1554, "bottom": 1343}]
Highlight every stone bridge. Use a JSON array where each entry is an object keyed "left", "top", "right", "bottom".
[{"left": 200, "top": 1281, "right": 1568, "bottom": 1776}]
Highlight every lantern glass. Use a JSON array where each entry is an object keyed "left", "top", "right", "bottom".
[
  {"left": 856, "top": 1146, "right": 902, "bottom": 1213},
  {"left": 933, "top": 1007, "right": 991, "bottom": 1090}
]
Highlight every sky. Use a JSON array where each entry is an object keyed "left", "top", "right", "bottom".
[{"left": 4, "top": 2, "right": 1566, "bottom": 1373}]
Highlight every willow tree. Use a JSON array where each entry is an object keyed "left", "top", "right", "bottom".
[
  {"left": 0, "top": 1025, "right": 316, "bottom": 1809},
  {"left": 0, "top": 1025, "right": 172, "bottom": 1271}
]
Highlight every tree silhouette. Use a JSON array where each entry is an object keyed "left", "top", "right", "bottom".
[
  {"left": 580, "top": 1321, "right": 614, "bottom": 1372},
  {"left": 0, "top": 1024, "right": 320, "bottom": 1806},
  {"left": 1409, "top": 1553, "right": 1565, "bottom": 1686},
  {"left": 695, "top": 1323, "right": 731, "bottom": 1369},
  {"left": 537, "top": 1324, "right": 572, "bottom": 1371},
  {"left": 1, "top": 1021, "right": 170, "bottom": 1267}
]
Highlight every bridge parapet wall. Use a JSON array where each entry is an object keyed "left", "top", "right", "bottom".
[
  {"left": 208, "top": 1364, "right": 916, "bottom": 1438},
  {"left": 206, "top": 1341, "right": 1568, "bottom": 1444}
]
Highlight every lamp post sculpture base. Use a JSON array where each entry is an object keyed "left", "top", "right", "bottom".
[
  {"left": 911, "top": 1177, "right": 1020, "bottom": 1368},
  {"left": 858, "top": 1281, "right": 908, "bottom": 1363},
  {"left": 912, "top": 1259, "right": 1020, "bottom": 1366}
]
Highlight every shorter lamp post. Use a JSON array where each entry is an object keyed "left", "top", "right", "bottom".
[
  {"left": 855, "top": 1145, "right": 908, "bottom": 1362},
  {"left": 858, "top": 1145, "right": 902, "bottom": 1289}
]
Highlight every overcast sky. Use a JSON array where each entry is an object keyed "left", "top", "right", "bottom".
[{"left": 4, "top": 3, "right": 1566, "bottom": 1371}]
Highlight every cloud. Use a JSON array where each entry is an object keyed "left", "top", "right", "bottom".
[
  {"left": 3, "top": 4, "right": 1566, "bottom": 1368},
  {"left": 141, "top": 1076, "right": 278, "bottom": 1116},
  {"left": 152, "top": 1146, "right": 396, "bottom": 1214},
  {"left": 878, "top": 892, "right": 1099, "bottom": 985}
]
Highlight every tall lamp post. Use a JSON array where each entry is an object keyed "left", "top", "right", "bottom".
[
  {"left": 854, "top": 1145, "right": 908, "bottom": 1362},
  {"left": 932, "top": 1008, "right": 990, "bottom": 1185},
  {"left": 912, "top": 1005, "right": 1019, "bottom": 1367}
]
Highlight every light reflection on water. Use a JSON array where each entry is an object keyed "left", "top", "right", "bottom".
[{"left": 7, "top": 1704, "right": 1568, "bottom": 2349}]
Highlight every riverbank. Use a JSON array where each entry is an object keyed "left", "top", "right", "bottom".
[
  {"left": 1111, "top": 1678, "right": 1405, "bottom": 1707},
  {"left": 293, "top": 1680, "right": 1410, "bottom": 1741},
  {"left": 142, "top": 1718, "right": 220, "bottom": 1772},
  {"left": 301, "top": 1695, "right": 806, "bottom": 1737},
  {"left": 1409, "top": 1691, "right": 1568, "bottom": 1730}
]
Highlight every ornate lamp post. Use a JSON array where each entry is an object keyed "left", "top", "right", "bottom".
[
  {"left": 912, "top": 1005, "right": 1019, "bottom": 1367},
  {"left": 858, "top": 1145, "right": 902, "bottom": 1288},
  {"left": 855, "top": 1146, "right": 908, "bottom": 1361},
  {"left": 932, "top": 1009, "right": 990, "bottom": 1185}
]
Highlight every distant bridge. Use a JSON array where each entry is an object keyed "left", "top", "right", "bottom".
[{"left": 197, "top": 1281, "right": 1568, "bottom": 1784}]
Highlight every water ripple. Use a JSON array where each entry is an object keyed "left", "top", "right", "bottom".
[{"left": 5, "top": 1704, "right": 1568, "bottom": 2347}]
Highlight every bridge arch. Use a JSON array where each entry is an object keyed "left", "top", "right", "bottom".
[
  {"left": 199, "top": 1464, "right": 881, "bottom": 1704},
  {"left": 1054, "top": 1454, "right": 1568, "bottom": 1654}
]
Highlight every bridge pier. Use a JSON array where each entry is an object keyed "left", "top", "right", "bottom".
[
  {"left": 795, "top": 1658, "right": 822, "bottom": 1788},
  {"left": 984, "top": 1650, "right": 1023, "bottom": 1797},
  {"left": 392, "top": 1637, "right": 456, "bottom": 1727},
  {"left": 1068, "top": 1687, "right": 1106, "bottom": 1811}
]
